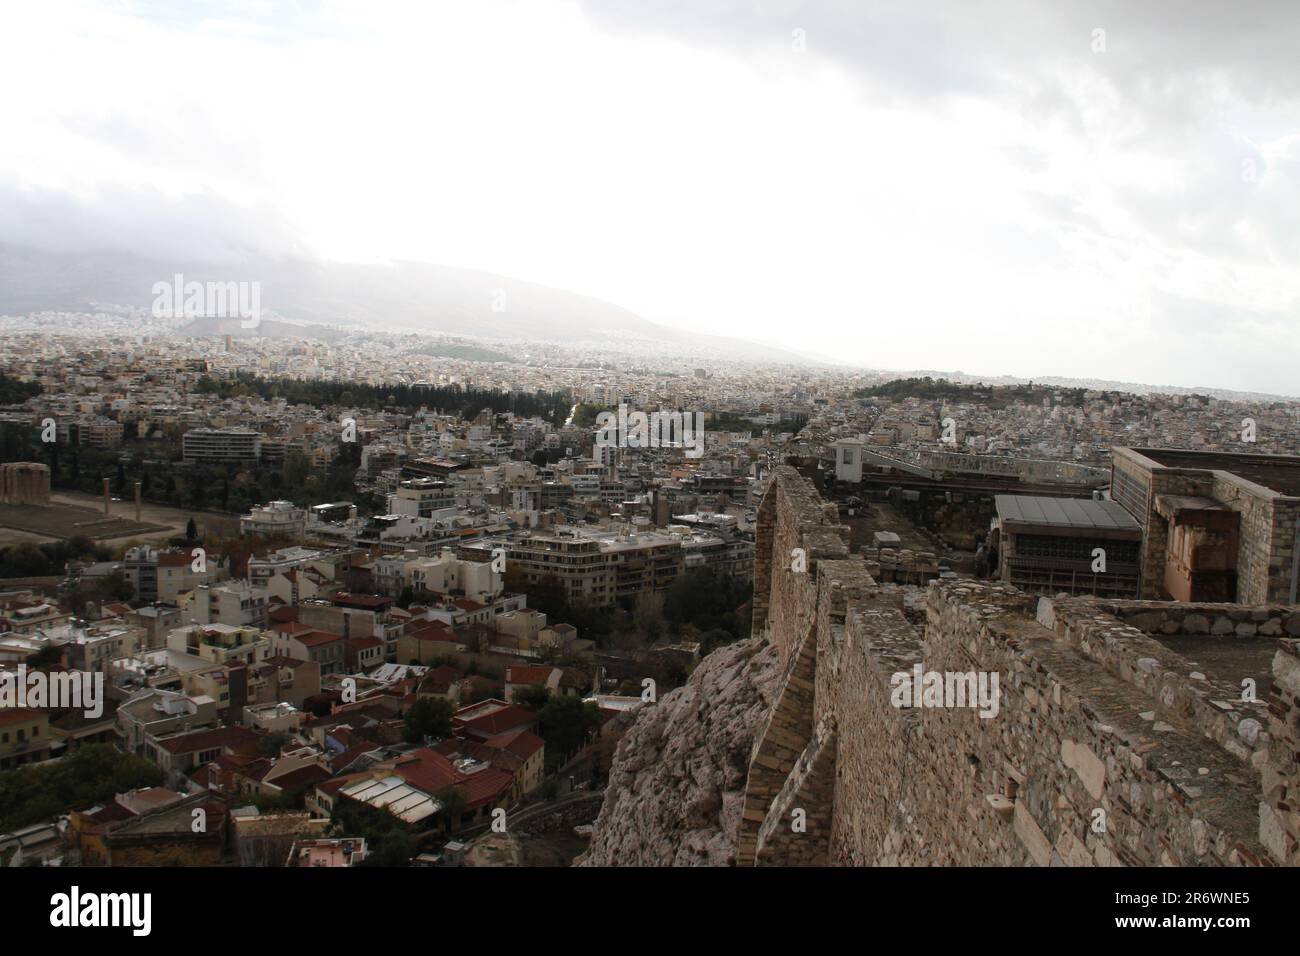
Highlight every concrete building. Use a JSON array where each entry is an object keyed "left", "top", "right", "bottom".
[
  {"left": 0, "top": 709, "right": 52, "bottom": 770},
  {"left": 182, "top": 427, "right": 261, "bottom": 465},
  {"left": 241, "top": 500, "right": 307, "bottom": 539},
  {"left": 165, "top": 623, "right": 270, "bottom": 669},
  {"left": 388, "top": 479, "right": 456, "bottom": 518},
  {"left": 503, "top": 527, "right": 684, "bottom": 607},
  {"left": 991, "top": 495, "right": 1142, "bottom": 598},
  {"left": 188, "top": 581, "right": 269, "bottom": 629},
  {"left": 124, "top": 546, "right": 226, "bottom": 604},
  {"left": 832, "top": 437, "right": 864, "bottom": 484}
]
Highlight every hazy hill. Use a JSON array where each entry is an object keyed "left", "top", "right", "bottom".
[{"left": 0, "top": 243, "right": 805, "bottom": 363}]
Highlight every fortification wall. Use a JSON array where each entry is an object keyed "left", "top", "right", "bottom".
[{"left": 740, "top": 466, "right": 1299, "bottom": 867}]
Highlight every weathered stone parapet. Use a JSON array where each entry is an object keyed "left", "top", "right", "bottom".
[
  {"left": 1040, "top": 596, "right": 1273, "bottom": 764},
  {"left": 751, "top": 467, "right": 849, "bottom": 669},
  {"left": 1262, "top": 639, "right": 1300, "bottom": 864},
  {"left": 1096, "top": 599, "right": 1300, "bottom": 639},
  {"left": 859, "top": 546, "right": 940, "bottom": 585}
]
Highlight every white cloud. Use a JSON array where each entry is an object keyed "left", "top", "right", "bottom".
[{"left": 0, "top": 0, "right": 1297, "bottom": 392}]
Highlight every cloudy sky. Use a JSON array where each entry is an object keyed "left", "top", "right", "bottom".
[{"left": 2, "top": 1, "right": 1298, "bottom": 393}]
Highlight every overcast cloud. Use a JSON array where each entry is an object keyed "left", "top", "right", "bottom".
[{"left": 0, "top": 1, "right": 1297, "bottom": 392}]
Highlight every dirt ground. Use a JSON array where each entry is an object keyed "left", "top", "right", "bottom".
[
  {"left": 520, "top": 831, "right": 590, "bottom": 867},
  {"left": 49, "top": 491, "right": 240, "bottom": 542},
  {"left": 839, "top": 500, "right": 942, "bottom": 554}
]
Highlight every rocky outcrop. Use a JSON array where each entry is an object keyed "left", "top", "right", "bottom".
[{"left": 577, "top": 637, "right": 782, "bottom": 866}]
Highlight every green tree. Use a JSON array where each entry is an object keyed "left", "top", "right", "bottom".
[
  {"left": 538, "top": 695, "right": 601, "bottom": 761},
  {"left": 330, "top": 798, "right": 415, "bottom": 867},
  {"left": 404, "top": 697, "right": 453, "bottom": 743},
  {"left": 0, "top": 745, "right": 161, "bottom": 832},
  {"left": 93, "top": 570, "right": 135, "bottom": 603},
  {"left": 432, "top": 785, "right": 468, "bottom": 832},
  {"left": 25, "top": 645, "right": 62, "bottom": 668},
  {"left": 512, "top": 684, "right": 550, "bottom": 712}
]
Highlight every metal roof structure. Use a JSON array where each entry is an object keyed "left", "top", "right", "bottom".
[
  {"left": 994, "top": 495, "right": 1140, "bottom": 531},
  {"left": 339, "top": 774, "right": 439, "bottom": 824}
]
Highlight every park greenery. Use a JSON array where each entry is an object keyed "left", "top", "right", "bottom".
[
  {"left": 0, "top": 744, "right": 162, "bottom": 833},
  {"left": 194, "top": 372, "right": 572, "bottom": 425},
  {"left": 853, "top": 377, "right": 1092, "bottom": 408}
]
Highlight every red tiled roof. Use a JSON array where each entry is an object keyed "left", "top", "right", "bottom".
[
  {"left": 294, "top": 630, "right": 344, "bottom": 648},
  {"left": 390, "top": 748, "right": 513, "bottom": 810},
  {"left": 485, "top": 728, "right": 544, "bottom": 761},
  {"left": 392, "top": 748, "right": 462, "bottom": 794},
  {"left": 407, "top": 618, "right": 451, "bottom": 634},
  {"left": 154, "top": 725, "right": 260, "bottom": 756},
  {"left": 0, "top": 708, "right": 46, "bottom": 727},
  {"left": 80, "top": 801, "right": 137, "bottom": 825},
  {"left": 456, "top": 703, "right": 536, "bottom": 737},
  {"left": 332, "top": 744, "right": 378, "bottom": 772},
  {"left": 267, "top": 764, "right": 331, "bottom": 791},
  {"left": 418, "top": 665, "right": 460, "bottom": 695},
  {"left": 457, "top": 766, "right": 513, "bottom": 808},
  {"left": 505, "top": 665, "right": 556, "bottom": 686},
  {"left": 407, "top": 621, "right": 461, "bottom": 644}
]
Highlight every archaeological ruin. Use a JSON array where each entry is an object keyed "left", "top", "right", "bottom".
[{"left": 0, "top": 461, "right": 51, "bottom": 506}]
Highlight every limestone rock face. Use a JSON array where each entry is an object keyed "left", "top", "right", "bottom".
[{"left": 577, "top": 636, "right": 782, "bottom": 867}]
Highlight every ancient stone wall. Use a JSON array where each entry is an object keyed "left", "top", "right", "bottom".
[
  {"left": 889, "top": 488, "right": 994, "bottom": 551},
  {"left": 0, "top": 462, "right": 51, "bottom": 505},
  {"left": 737, "top": 466, "right": 1298, "bottom": 866},
  {"left": 859, "top": 546, "right": 940, "bottom": 585},
  {"left": 1263, "top": 639, "right": 1300, "bottom": 864}
]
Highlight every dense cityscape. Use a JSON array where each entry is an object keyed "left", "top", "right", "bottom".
[
  {"left": 1, "top": 0, "right": 1295, "bottom": 940},
  {"left": 1, "top": 310, "right": 1297, "bottom": 874}
]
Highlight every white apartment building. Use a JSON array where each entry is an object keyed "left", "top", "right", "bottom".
[
  {"left": 187, "top": 581, "right": 269, "bottom": 629},
  {"left": 387, "top": 479, "right": 456, "bottom": 518},
  {"left": 241, "top": 500, "right": 307, "bottom": 539}
]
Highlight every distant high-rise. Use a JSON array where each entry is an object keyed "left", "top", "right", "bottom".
[{"left": 182, "top": 428, "right": 261, "bottom": 466}]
